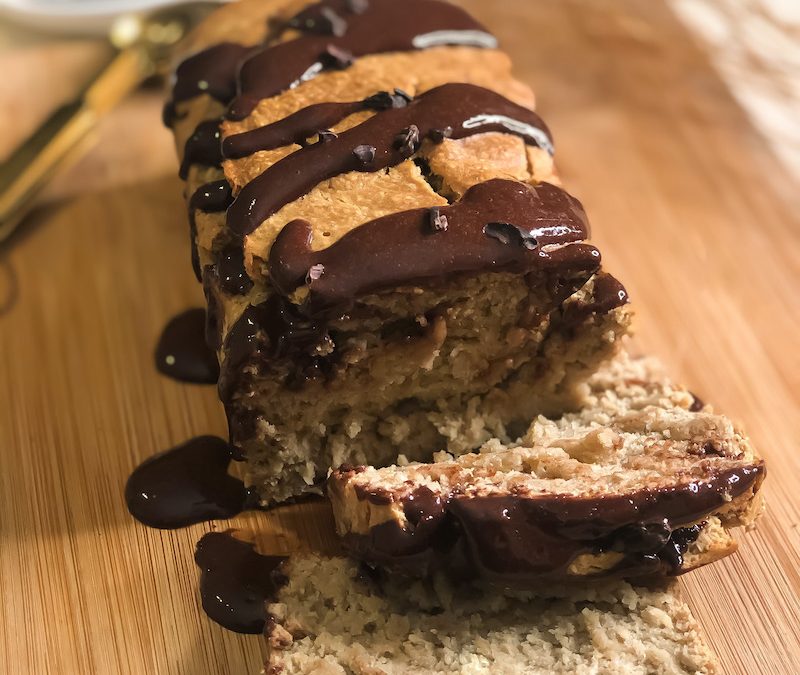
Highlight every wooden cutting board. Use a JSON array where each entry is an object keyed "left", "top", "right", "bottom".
[{"left": 1, "top": 1, "right": 798, "bottom": 672}]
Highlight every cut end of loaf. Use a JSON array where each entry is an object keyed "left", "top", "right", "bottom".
[
  {"left": 328, "top": 350, "right": 766, "bottom": 583},
  {"left": 263, "top": 553, "right": 720, "bottom": 674}
]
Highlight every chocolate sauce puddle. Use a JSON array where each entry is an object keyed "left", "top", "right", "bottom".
[
  {"left": 155, "top": 309, "right": 220, "bottom": 384},
  {"left": 229, "top": 0, "right": 496, "bottom": 119},
  {"left": 195, "top": 531, "right": 286, "bottom": 634},
  {"left": 125, "top": 436, "right": 254, "bottom": 529},
  {"left": 227, "top": 83, "right": 552, "bottom": 235}
]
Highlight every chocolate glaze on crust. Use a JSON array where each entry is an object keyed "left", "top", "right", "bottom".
[
  {"left": 163, "top": 42, "right": 252, "bottom": 127},
  {"left": 218, "top": 177, "right": 623, "bottom": 398},
  {"left": 180, "top": 118, "right": 224, "bottom": 179},
  {"left": 188, "top": 180, "right": 234, "bottom": 281},
  {"left": 223, "top": 100, "right": 365, "bottom": 158},
  {"left": 560, "top": 273, "right": 629, "bottom": 333},
  {"left": 228, "top": 0, "right": 496, "bottom": 119},
  {"left": 222, "top": 90, "right": 419, "bottom": 159},
  {"left": 336, "top": 462, "right": 765, "bottom": 583},
  {"left": 227, "top": 83, "right": 553, "bottom": 235},
  {"left": 154, "top": 308, "right": 220, "bottom": 384},
  {"left": 164, "top": 0, "right": 496, "bottom": 126},
  {"left": 269, "top": 180, "right": 596, "bottom": 312}
]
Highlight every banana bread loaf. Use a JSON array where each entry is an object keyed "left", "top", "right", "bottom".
[
  {"left": 167, "top": 0, "right": 630, "bottom": 504},
  {"left": 329, "top": 350, "right": 765, "bottom": 582}
]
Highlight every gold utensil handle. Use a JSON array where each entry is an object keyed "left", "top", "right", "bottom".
[{"left": 0, "top": 45, "right": 154, "bottom": 243}]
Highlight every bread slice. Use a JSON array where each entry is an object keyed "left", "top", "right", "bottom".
[
  {"left": 264, "top": 553, "right": 719, "bottom": 674},
  {"left": 328, "top": 350, "right": 765, "bottom": 582}
]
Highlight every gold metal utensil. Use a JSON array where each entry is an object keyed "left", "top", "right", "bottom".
[{"left": 0, "top": 2, "right": 219, "bottom": 244}]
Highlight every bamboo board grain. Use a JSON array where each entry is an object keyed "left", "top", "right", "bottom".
[{"left": 1, "top": 1, "right": 798, "bottom": 673}]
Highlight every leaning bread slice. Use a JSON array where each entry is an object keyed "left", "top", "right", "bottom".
[
  {"left": 328, "top": 351, "right": 765, "bottom": 583},
  {"left": 264, "top": 554, "right": 719, "bottom": 674}
]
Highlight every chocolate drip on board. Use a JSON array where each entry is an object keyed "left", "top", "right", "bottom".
[
  {"left": 165, "top": 0, "right": 495, "bottom": 127},
  {"left": 154, "top": 308, "right": 220, "bottom": 384},
  {"left": 195, "top": 531, "right": 286, "bottom": 633},
  {"left": 125, "top": 436, "right": 254, "bottom": 529},
  {"left": 229, "top": 0, "right": 496, "bottom": 119},
  {"left": 227, "top": 83, "right": 553, "bottom": 235},
  {"left": 188, "top": 180, "right": 233, "bottom": 281},
  {"left": 341, "top": 462, "right": 766, "bottom": 582},
  {"left": 269, "top": 180, "right": 596, "bottom": 312}
]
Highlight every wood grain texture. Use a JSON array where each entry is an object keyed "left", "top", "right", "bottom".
[{"left": 1, "top": 0, "right": 798, "bottom": 673}]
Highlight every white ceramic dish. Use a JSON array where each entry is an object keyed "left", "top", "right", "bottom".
[{"left": 0, "top": 0, "right": 222, "bottom": 34}]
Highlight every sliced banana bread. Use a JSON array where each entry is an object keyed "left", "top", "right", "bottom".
[
  {"left": 329, "top": 351, "right": 765, "bottom": 582},
  {"left": 264, "top": 553, "right": 719, "bottom": 674}
]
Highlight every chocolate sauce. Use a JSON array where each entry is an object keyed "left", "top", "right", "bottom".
[
  {"left": 188, "top": 180, "right": 233, "bottom": 281},
  {"left": 125, "top": 436, "right": 252, "bottom": 529},
  {"left": 223, "top": 101, "right": 362, "bottom": 158},
  {"left": 269, "top": 180, "right": 597, "bottom": 312},
  {"left": 227, "top": 83, "right": 552, "bottom": 235},
  {"left": 216, "top": 244, "right": 254, "bottom": 295},
  {"left": 217, "top": 296, "right": 327, "bottom": 401},
  {"left": 560, "top": 272, "right": 629, "bottom": 332},
  {"left": 221, "top": 94, "right": 410, "bottom": 159},
  {"left": 155, "top": 309, "right": 220, "bottom": 384},
  {"left": 195, "top": 531, "right": 286, "bottom": 633},
  {"left": 658, "top": 522, "right": 704, "bottom": 570},
  {"left": 342, "top": 461, "right": 765, "bottom": 582},
  {"left": 689, "top": 392, "right": 705, "bottom": 412},
  {"left": 228, "top": 0, "right": 496, "bottom": 119},
  {"left": 180, "top": 118, "right": 223, "bottom": 179},
  {"left": 203, "top": 273, "right": 223, "bottom": 351},
  {"left": 163, "top": 43, "right": 252, "bottom": 127}
]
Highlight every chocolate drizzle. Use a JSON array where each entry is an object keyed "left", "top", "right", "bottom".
[
  {"left": 164, "top": 43, "right": 252, "bottom": 127},
  {"left": 341, "top": 462, "right": 766, "bottom": 582},
  {"left": 227, "top": 83, "right": 553, "bottom": 235},
  {"left": 195, "top": 531, "right": 286, "bottom": 633},
  {"left": 125, "top": 436, "right": 254, "bottom": 529},
  {"left": 269, "top": 180, "right": 596, "bottom": 312},
  {"left": 155, "top": 309, "right": 220, "bottom": 384},
  {"left": 188, "top": 180, "right": 233, "bottom": 281},
  {"left": 180, "top": 118, "right": 223, "bottom": 179},
  {"left": 560, "top": 272, "right": 629, "bottom": 332},
  {"left": 222, "top": 100, "right": 365, "bottom": 158},
  {"left": 218, "top": 297, "right": 327, "bottom": 401},
  {"left": 228, "top": 0, "right": 496, "bottom": 119}
]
